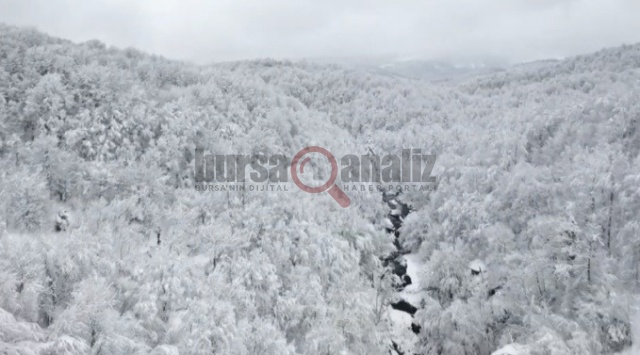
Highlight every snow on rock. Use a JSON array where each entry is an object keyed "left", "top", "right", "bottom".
[
  {"left": 469, "top": 259, "right": 487, "bottom": 274},
  {"left": 383, "top": 218, "right": 395, "bottom": 230},
  {"left": 151, "top": 345, "right": 180, "bottom": 355},
  {"left": 491, "top": 343, "right": 530, "bottom": 355},
  {"left": 388, "top": 307, "right": 418, "bottom": 354},
  {"left": 400, "top": 253, "right": 425, "bottom": 306}
]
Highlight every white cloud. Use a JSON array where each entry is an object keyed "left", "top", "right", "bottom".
[{"left": 1, "top": 0, "right": 639, "bottom": 63}]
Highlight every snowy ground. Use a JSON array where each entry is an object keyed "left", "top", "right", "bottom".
[
  {"left": 492, "top": 300, "right": 640, "bottom": 355},
  {"left": 619, "top": 304, "right": 640, "bottom": 355}
]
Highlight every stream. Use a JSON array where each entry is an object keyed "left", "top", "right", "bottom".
[{"left": 382, "top": 191, "right": 423, "bottom": 355}]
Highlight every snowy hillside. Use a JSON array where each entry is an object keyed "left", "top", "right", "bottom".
[{"left": 1, "top": 23, "right": 640, "bottom": 354}]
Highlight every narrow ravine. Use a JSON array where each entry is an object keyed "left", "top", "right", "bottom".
[{"left": 382, "top": 191, "right": 423, "bottom": 355}]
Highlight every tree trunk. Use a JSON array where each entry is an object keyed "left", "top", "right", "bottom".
[{"left": 607, "top": 190, "right": 614, "bottom": 256}]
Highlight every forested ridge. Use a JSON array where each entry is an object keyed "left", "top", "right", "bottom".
[{"left": 1, "top": 23, "right": 640, "bottom": 354}]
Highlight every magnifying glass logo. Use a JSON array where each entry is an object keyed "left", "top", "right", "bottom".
[{"left": 291, "top": 146, "right": 351, "bottom": 208}]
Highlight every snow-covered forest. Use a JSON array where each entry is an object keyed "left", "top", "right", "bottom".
[{"left": 1, "top": 23, "right": 640, "bottom": 354}]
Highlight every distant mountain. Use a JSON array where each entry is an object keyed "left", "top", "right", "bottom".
[
  {"left": 373, "top": 59, "right": 506, "bottom": 81},
  {"left": 311, "top": 56, "right": 507, "bottom": 81}
]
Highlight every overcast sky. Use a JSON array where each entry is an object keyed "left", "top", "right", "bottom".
[{"left": 1, "top": 0, "right": 640, "bottom": 64}]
